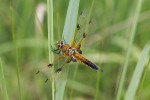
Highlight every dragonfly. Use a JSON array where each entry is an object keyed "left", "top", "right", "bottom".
[{"left": 36, "top": 10, "right": 103, "bottom": 83}]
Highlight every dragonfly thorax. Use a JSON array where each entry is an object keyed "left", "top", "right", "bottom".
[
  {"left": 64, "top": 46, "right": 76, "bottom": 56},
  {"left": 56, "top": 41, "right": 75, "bottom": 56}
]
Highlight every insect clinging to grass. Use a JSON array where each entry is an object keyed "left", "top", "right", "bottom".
[{"left": 36, "top": 10, "right": 103, "bottom": 82}]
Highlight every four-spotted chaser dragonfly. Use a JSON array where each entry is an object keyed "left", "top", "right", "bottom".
[{"left": 36, "top": 10, "right": 103, "bottom": 83}]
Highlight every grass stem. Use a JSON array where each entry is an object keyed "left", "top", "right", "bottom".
[
  {"left": 115, "top": 0, "right": 143, "bottom": 99},
  {"left": 0, "top": 58, "right": 9, "bottom": 100},
  {"left": 69, "top": 65, "right": 78, "bottom": 100},
  {"left": 137, "top": 57, "right": 150, "bottom": 99},
  {"left": 47, "top": 0, "right": 54, "bottom": 99},
  {"left": 9, "top": 1, "right": 22, "bottom": 99},
  {"left": 94, "top": 71, "right": 100, "bottom": 100}
]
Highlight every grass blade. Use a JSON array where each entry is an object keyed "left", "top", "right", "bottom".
[
  {"left": 124, "top": 41, "right": 150, "bottom": 100},
  {"left": 69, "top": 65, "right": 78, "bottom": 100},
  {"left": 94, "top": 71, "right": 101, "bottom": 100},
  {"left": 0, "top": 58, "right": 9, "bottom": 100},
  {"left": 137, "top": 57, "right": 150, "bottom": 99},
  {"left": 9, "top": 1, "right": 22, "bottom": 99},
  {"left": 62, "top": 0, "right": 80, "bottom": 44},
  {"left": 47, "top": 0, "right": 54, "bottom": 99},
  {"left": 115, "top": 0, "right": 143, "bottom": 99},
  {"left": 55, "top": 0, "right": 80, "bottom": 100}
]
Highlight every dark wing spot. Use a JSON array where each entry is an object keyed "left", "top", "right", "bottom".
[
  {"left": 48, "top": 64, "right": 53, "bottom": 67},
  {"left": 89, "top": 20, "right": 92, "bottom": 24},
  {"left": 56, "top": 68, "right": 62, "bottom": 73},
  {"left": 36, "top": 70, "right": 40, "bottom": 74},
  {"left": 77, "top": 24, "right": 80, "bottom": 30},
  {"left": 83, "top": 33, "right": 86, "bottom": 38},
  {"left": 78, "top": 44, "right": 81, "bottom": 49},
  {"left": 45, "top": 78, "right": 48, "bottom": 83},
  {"left": 80, "top": 11, "right": 83, "bottom": 15}
]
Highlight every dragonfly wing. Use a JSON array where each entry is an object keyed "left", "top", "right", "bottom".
[
  {"left": 34, "top": 54, "right": 67, "bottom": 82},
  {"left": 75, "top": 18, "right": 96, "bottom": 50},
  {"left": 71, "top": 10, "right": 89, "bottom": 48}
]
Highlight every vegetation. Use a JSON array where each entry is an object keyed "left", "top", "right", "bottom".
[{"left": 0, "top": 0, "right": 150, "bottom": 100}]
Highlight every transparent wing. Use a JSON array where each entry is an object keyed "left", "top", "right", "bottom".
[
  {"left": 75, "top": 18, "right": 96, "bottom": 50},
  {"left": 34, "top": 54, "right": 67, "bottom": 84},
  {"left": 86, "top": 19, "right": 96, "bottom": 35},
  {"left": 71, "top": 10, "right": 96, "bottom": 50},
  {"left": 71, "top": 10, "right": 89, "bottom": 47}
]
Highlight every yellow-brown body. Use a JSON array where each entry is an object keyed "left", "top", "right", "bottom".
[{"left": 60, "top": 43, "right": 100, "bottom": 70}]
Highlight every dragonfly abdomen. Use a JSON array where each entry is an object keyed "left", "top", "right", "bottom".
[
  {"left": 83, "top": 59, "right": 99, "bottom": 70},
  {"left": 74, "top": 51, "right": 103, "bottom": 72}
]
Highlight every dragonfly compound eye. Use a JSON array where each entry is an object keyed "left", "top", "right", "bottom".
[{"left": 56, "top": 41, "right": 61, "bottom": 48}]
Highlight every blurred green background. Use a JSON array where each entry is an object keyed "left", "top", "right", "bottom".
[{"left": 0, "top": 0, "right": 150, "bottom": 100}]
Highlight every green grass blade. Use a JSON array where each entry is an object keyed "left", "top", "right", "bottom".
[
  {"left": 47, "top": 0, "right": 54, "bottom": 99},
  {"left": 61, "top": 0, "right": 80, "bottom": 44},
  {"left": 124, "top": 41, "right": 150, "bottom": 100},
  {"left": 69, "top": 65, "right": 78, "bottom": 100},
  {"left": 137, "top": 57, "right": 150, "bottom": 99},
  {"left": 55, "top": 0, "right": 80, "bottom": 100},
  {"left": 0, "top": 58, "right": 9, "bottom": 100},
  {"left": 115, "top": 0, "right": 143, "bottom": 99},
  {"left": 94, "top": 71, "right": 101, "bottom": 100},
  {"left": 9, "top": 1, "right": 22, "bottom": 100}
]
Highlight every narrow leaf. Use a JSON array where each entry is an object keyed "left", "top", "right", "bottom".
[
  {"left": 0, "top": 58, "right": 9, "bottom": 100},
  {"left": 55, "top": 0, "right": 80, "bottom": 100},
  {"left": 124, "top": 41, "right": 150, "bottom": 100},
  {"left": 47, "top": 0, "right": 54, "bottom": 99},
  {"left": 116, "top": 0, "right": 143, "bottom": 99}
]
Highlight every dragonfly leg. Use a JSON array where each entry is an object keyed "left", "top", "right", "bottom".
[
  {"left": 67, "top": 56, "right": 78, "bottom": 63},
  {"left": 71, "top": 57, "right": 77, "bottom": 62},
  {"left": 51, "top": 45, "right": 61, "bottom": 54},
  {"left": 66, "top": 56, "right": 73, "bottom": 63}
]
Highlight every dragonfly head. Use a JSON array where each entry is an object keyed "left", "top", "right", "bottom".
[{"left": 56, "top": 41, "right": 64, "bottom": 49}]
